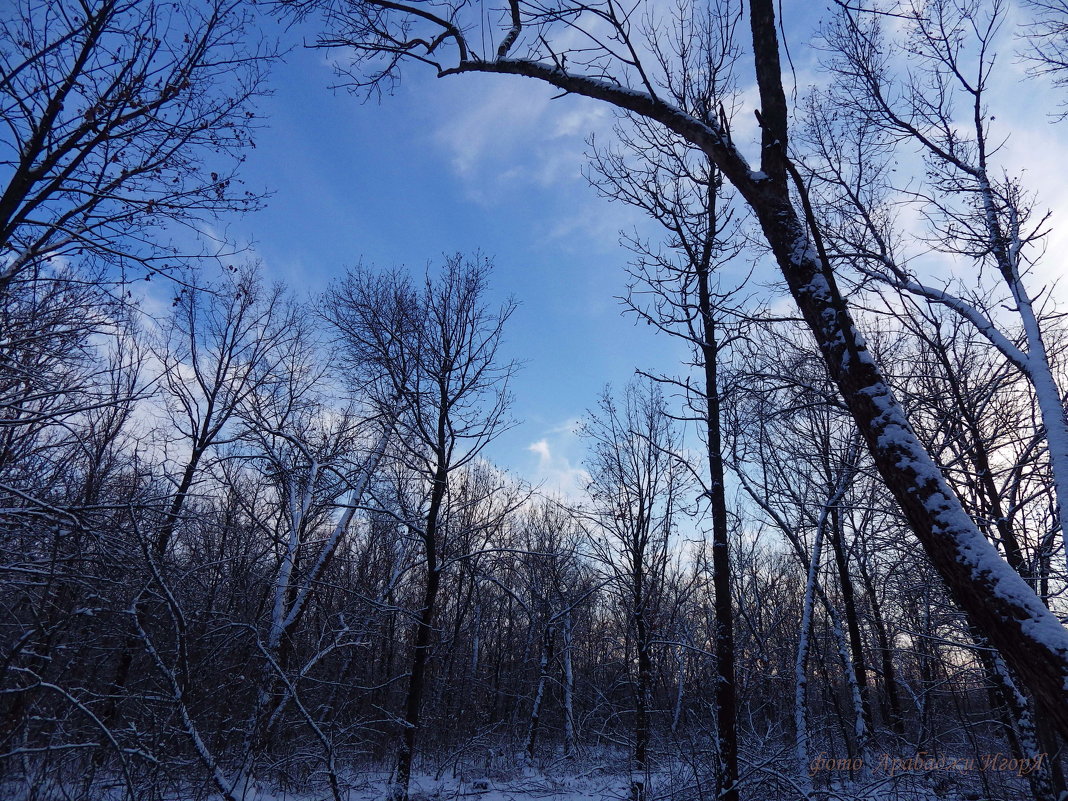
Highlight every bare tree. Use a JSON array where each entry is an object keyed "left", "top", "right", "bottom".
[
  {"left": 1023, "top": 0, "right": 1068, "bottom": 99},
  {"left": 513, "top": 499, "right": 588, "bottom": 762},
  {"left": 0, "top": 0, "right": 272, "bottom": 294},
  {"left": 153, "top": 267, "right": 303, "bottom": 559},
  {"left": 95, "top": 268, "right": 304, "bottom": 743},
  {"left": 728, "top": 328, "right": 872, "bottom": 788},
  {"left": 812, "top": 0, "right": 1068, "bottom": 576},
  {"left": 0, "top": 298, "right": 146, "bottom": 778},
  {"left": 582, "top": 378, "right": 687, "bottom": 801},
  {"left": 287, "top": 0, "right": 1068, "bottom": 734},
  {"left": 324, "top": 255, "right": 519, "bottom": 801},
  {"left": 583, "top": 8, "right": 748, "bottom": 786}
]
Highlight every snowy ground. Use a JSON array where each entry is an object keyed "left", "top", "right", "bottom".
[
  {"left": 198, "top": 766, "right": 991, "bottom": 801},
  {"left": 5, "top": 750, "right": 1034, "bottom": 801},
  {"left": 227, "top": 768, "right": 638, "bottom": 801}
]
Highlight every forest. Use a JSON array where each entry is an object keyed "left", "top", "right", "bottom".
[{"left": 3, "top": 0, "right": 1068, "bottom": 800}]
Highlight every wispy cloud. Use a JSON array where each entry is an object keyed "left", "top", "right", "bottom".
[{"left": 428, "top": 76, "right": 612, "bottom": 195}]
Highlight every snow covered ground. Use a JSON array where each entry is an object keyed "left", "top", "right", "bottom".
[{"left": 3, "top": 758, "right": 1036, "bottom": 801}]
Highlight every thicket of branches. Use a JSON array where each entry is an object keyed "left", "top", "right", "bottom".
[{"left": 4, "top": 1, "right": 1068, "bottom": 801}]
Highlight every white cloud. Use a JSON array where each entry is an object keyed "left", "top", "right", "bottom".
[
  {"left": 525, "top": 421, "right": 589, "bottom": 497},
  {"left": 528, "top": 438, "right": 551, "bottom": 462}
]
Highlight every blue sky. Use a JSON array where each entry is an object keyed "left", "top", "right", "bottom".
[
  {"left": 226, "top": 22, "right": 707, "bottom": 492},
  {"left": 219, "top": 3, "right": 1068, "bottom": 494}
]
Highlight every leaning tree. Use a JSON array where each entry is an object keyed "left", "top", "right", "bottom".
[{"left": 284, "top": 0, "right": 1068, "bottom": 735}]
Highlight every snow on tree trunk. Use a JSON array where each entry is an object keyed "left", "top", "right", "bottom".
[
  {"left": 990, "top": 644, "right": 1059, "bottom": 801},
  {"left": 525, "top": 624, "right": 554, "bottom": 762},
  {"left": 432, "top": 2, "right": 1068, "bottom": 732},
  {"left": 794, "top": 518, "right": 821, "bottom": 801},
  {"left": 762, "top": 193, "right": 1068, "bottom": 736},
  {"left": 794, "top": 458, "right": 852, "bottom": 800},
  {"left": 671, "top": 641, "right": 685, "bottom": 735},
  {"left": 562, "top": 610, "right": 576, "bottom": 759}
]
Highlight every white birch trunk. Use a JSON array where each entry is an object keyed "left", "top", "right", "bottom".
[
  {"left": 671, "top": 640, "right": 685, "bottom": 735},
  {"left": 794, "top": 517, "right": 822, "bottom": 801},
  {"left": 562, "top": 609, "right": 576, "bottom": 758}
]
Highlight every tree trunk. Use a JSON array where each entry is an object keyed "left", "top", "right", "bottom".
[
  {"left": 632, "top": 568, "right": 650, "bottom": 801},
  {"left": 562, "top": 610, "right": 576, "bottom": 758},
  {"left": 972, "top": 627, "right": 1060, "bottom": 801},
  {"left": 525, "top": 623, "right": 554, "bottom": 762},
  {"left": 391, "top": 420, "right": 449, "bottom": 801},
  {"left": 859, "top": 567, "right": 903, "bottom": 737},
  {"left": 827, "top": 508, "right": 872, "bottom": 737},
  {"left": 392, "top": 565, "right": 441, "bottom": 801},
  {"left": 452, "top": 0, "right": 1068, "bottom": 735},
  {"left": 696, "top": 256, "right": 738, "bottom": 801}
]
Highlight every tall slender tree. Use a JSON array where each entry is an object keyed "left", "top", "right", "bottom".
[
  {"left": 583, "top": 378, "right": 687, "bottom": 801},
  {"left": 324, "top": 255, "right": 518, "bottom": 801}
]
